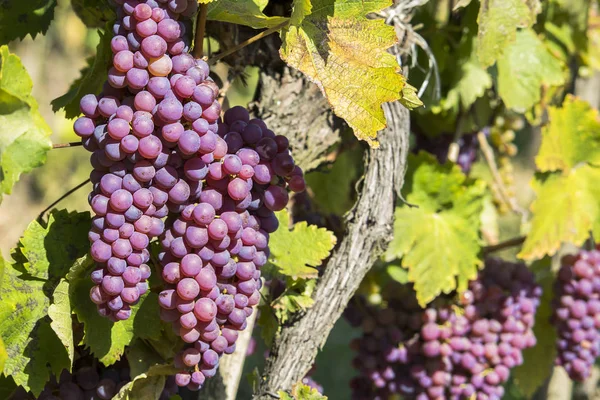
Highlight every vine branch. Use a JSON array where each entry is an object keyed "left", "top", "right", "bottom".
[
  {"left": 38, "top": 178, "right": 90, "bottom": 220},
  {"left": 193, "top": 4, "right": 208, "bottom": 59},
  {"left": 52, "top": 142, "right": 83, "bottom": 149},
  {"left": 476, "top": 132, "right": 528, "bottom": 220},
  {"left": 255, "top": 100, "right": 410, "bottom": 397},
  {"left": 483, "top": 236, "right": 526, "bottom": 254},
  {"left": 208, "top": 21, "right": 288, "bottom": 65}
]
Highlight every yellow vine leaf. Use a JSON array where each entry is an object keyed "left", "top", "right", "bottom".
[
  {"left": 519, "top": 96, "right": 600, "bottom": 260},
  {"left": 535, "top": 96, "right": 600, "bottom": 173},
  {"left": 280, "top": 0, "right": 418, "bottom": 147}
]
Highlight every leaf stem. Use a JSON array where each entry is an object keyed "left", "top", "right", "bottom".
[
  {"left": 483, "top": 236, "right": 526, "bottom": 254},
  {"left": 52, "top": 142, "right": 83, "bottom": 149},
  {"left": 193, "top": 4, "right": 209, "bottom": 59},
  {"left": 208, "top": 21, "right": 289, "bottom": 65},
  {"left": 476, "top": 131, "right": 528, "bottom": 221},
  {"left": 38, "top": 179, "right": 90, "bottom": 220}
]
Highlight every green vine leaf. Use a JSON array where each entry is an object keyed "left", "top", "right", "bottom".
[
  {"left": 207, "top": 0, "right": 288, "bottom": 29},
  {"left": 279, "top": 382, "right": 328, "bottom": 400},
  {"left": 535, "top": 95, "right": 600, "bottom": 173},
  {"left": 125, "top": 339, "right": 167, "bottom": 379},
  {"left": 272, "top": 279, "right": 316, "bottom": 325},
  {"left": 497, "top": 29, "right": 565, "bottom": 113},
  {"left": 520, "top": 166, "right": 600, "bottom": 260},
  {"left": 259, "top": 272, "right": 318, "bottom": 346},
  {"left": 0, "top": 255, "right": 67, "bottom": 394},
  {"left": 70, "top": 0, "right": 115, "bottom": 28},
  {"left": 520, "top": 97, "right": 600, "bottom": 260},
  {"left": 51, "top": 28, "right": 113, "bottom": 119},
  {"left": 114, "top": 364, "right": 178, "bottom": 400},
  {"left": 0, "top": 336, "right": 6, "bottom": 373},
  {"left": 0, "top": 210, "right": 91, "bottom": 393},
  {"left": 280, "top": 0, "right": 418, "bottom": 147},
  {"left": 476, "top": 0, "right": 541, "bottom": 66},
  {"left": 12, "top": 209, "right": 91, "bottom": 282},
  {"left": 0, "top": 0, "right": 57, "bottom": 45},
  {"left": 0, "top": 45, "right": 52, "bottom": 202},
  {"left": 48, "top": 279, "right": 75, "bottom": 370},
  {"left": 385, "top": 152, "right": 485, "bottom": 306},
  {"left": 68, "top": 256, "right": 162, "bottom": 366},
  {"left": 267, "top": 209, "right": 336, "bottom": 279},
  {"left": 446, "top": 38, "right": 492, "bottom": 111}
]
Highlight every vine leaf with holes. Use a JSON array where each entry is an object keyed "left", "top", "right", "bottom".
[
  {"left": 0, "top": 45, "right": 52, "bottom": 203},
  {"left": 280, "top": 0, "right": 422, "bottom": 147},
  {"left": 519, "top": 96, "right": 600, "bottom": 260}
]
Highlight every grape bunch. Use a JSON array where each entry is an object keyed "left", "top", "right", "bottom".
[
  {"left": 74, "top": 0, "right": 305, "bottom": 391},
  {"left": 31, "top": 357, "right": 177, "bottom": 400},
  {"left": 73, "top": 0, "right": 208, "bottom": 320},
  {"left": 158, "top": 105, "right": 305, "bottom": 391},
  {"left": 36, "top": 365, "right": 132, "bottom": 400},
  {"left": 347, "top": 258, "right": 541, "bottom": 400},
  {"left": 552, "top": 248, "right": 600, "bottom": 381}
]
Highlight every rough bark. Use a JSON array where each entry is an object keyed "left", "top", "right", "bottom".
[{"left": 254, "top": 100, "right": 410, "bottom": 398}]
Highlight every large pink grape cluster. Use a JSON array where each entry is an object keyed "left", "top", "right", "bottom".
[
  {"left": 552, "top": 248, "right": 600, "bottom": 381},
  {"left": 347, "top": 258, "right": 541, "bottom": 400},
  {"left": 74, "top": 0, "right": 306, "bottom": 391},
  {"left": 159, "top": 105, "right": 306, "bottom": 390}
]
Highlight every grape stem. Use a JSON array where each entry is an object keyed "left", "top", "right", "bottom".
[
  {"left": 476, "top": 131, "right": 528, "bottom": 221},
  {"left": 482, "top": 236, "right": 526, "bottom": 254},
  {"left": 37, "top": 178, "right": 90, "bottom": 220},
  {"left": 208, "top": 21, "right": 289, "bottom": 65},
  {"left": 52, "top": 142, "right": 83, "bottom": 149},
  {"left": 193, "top": 4, "right": 208, "bottom": 58}
]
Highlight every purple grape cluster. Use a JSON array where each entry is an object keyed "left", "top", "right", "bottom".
[
  {"left": 74, "top": 0, "right": 305, "bottom": 390},
  {"left": 347, "top": 258, "right": 541, "bottom": 400},
  {"left": 158, "top": 105, "right": 306, "bottom": 391},
  {"left": 74, "top": 0, "right": 208, "bottom": 320},
  {"left": 552, "top": 248, "right": 600, "bottom": 381},
  {"left": 35, "top": 357, "right": 177, "bottom": 400},
  {"left": 37, "top": 365, "right": 131, "bottom": 400}
]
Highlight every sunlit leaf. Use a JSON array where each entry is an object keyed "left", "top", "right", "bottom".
[{"left": 0, "top": 45, "right": 52, "bottom": 202}]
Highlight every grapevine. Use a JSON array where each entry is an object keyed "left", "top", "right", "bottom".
[{"left": 1, "top": 0, "right": 600, "bottom": 399}]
